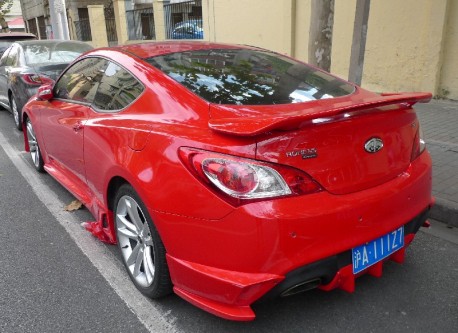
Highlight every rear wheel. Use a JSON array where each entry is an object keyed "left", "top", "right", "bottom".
[
  {"left": 11, "top": 96, "right": 22, "bottom": 131},
  {"left": 114, "top": 184, "right": 172, "bottom": 298},
  {"left": 26, "top": 118, "right": 44, "bottom": 172}
]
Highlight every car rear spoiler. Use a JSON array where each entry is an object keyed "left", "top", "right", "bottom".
[{"left": 208, "top": 92, "right": 432, "bottom": 136}]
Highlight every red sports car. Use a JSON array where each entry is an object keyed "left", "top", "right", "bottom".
[{"left": 22, "top": 42, "right": 433, "bottom": 321}]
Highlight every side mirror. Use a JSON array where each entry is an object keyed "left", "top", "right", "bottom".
[{"left": 37, "top": 84, "right": 54, "bottom": 101}]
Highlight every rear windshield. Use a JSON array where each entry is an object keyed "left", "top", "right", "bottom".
[
  {"left": 0, "top": 39, "right": 34, "bottom": 55},
  {"left": 24, "top": 42, "right": 92, "bottom": 65},
  {"left": 146, "top": 48, "right": 355, "bottom": 105}
]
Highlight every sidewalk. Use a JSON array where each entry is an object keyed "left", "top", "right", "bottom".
[{"left": 415, "top": 99, "right": 458, "bottom": 228}]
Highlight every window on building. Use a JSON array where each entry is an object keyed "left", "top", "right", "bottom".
[
  {"left": 75, "top": 8, "right": 92, "bottom": 41},
  {"left": 37, "top": 16, "right": 47, "bottom": 39},
  {"left": 27, "top": 18, "right": 38, "bottom": 36}
]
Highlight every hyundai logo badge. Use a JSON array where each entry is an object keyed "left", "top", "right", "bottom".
[{"left": 364, "top": 138, "right": 383, "bottom": 153}]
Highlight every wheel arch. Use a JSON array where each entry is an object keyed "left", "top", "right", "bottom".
[
  {"left": 105, "top": 175, "right": 170, "bottom": 251},
  {"left": 7, "top": 88, "right": 18, "bottom": 109},
  {"left": 21, "top": 111, "right": 30, "bottom": 150},
  {"left": 106, "top": 176, "right": 129, "bottom": 212}
]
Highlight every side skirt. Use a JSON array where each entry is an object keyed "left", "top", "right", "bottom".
[{"left": 44, "top": 160, "right": 116, "bottom": 244}]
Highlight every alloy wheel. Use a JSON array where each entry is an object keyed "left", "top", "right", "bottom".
[
  {"left": 116, "top": 195, "right": 156, "bottom": 288},
  {"left": 12, "top": 98, "right": 20, "bottom": 128},
  {"left": 26, "top": 119, "right": 42, "bottom": 170}
]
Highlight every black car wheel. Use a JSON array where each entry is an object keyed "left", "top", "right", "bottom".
[
  {"left": 26, "top": 118, "right": 44, "bottom": 172},
  {"left": 114, "top": 184, "right": 172, "bottom": 298},
  {"left": 11, "top": 95, "right": 22, "bottom": 131}
]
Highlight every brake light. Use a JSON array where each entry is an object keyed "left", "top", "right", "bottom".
[
  {"left": 411, "top": 124, "right": 426, "bottom": 161},
  {"left": 203, "top": 159, "right": 259, "bottom": 195},
  {"left": 180, "top": 148, "right": 322, "bottom": 205},
  {"left": 21, "top": 74, "right": 53, "bottom": 85}
]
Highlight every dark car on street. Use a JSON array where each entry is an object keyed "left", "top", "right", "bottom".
[
  {"left": 0, "top": 40, "right": 93, "bottom": 130},
  {"left": 0, "top": 32, "right": 37, "bottom": 57}
]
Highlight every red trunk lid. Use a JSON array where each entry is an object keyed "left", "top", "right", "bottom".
[{"left": 209, "top": 91, "right": 431, "bottom": 194}]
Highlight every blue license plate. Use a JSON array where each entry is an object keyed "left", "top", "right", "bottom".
[{"left": 352, "top": 226, "right": 404, "bottom": 274}]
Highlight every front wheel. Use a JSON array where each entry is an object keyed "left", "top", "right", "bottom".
[
  {"left": 114, "top": 184, "right": 172, "bottom": 298},
  {"left": 11, "top": 96, "right": 22, "bottom": 131},
  {"left": 26, "top": 118, "right": 44, "bottom": 172}
]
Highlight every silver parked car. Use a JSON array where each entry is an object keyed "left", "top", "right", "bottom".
[{"left": 0, "top": 40, "right": 93, "bottom": 130}]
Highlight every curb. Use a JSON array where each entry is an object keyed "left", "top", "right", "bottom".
[{"left": 430, "top": 197, "right": 458, "bottom": 228}]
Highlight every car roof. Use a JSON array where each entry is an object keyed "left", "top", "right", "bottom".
[
  {"left": 174, "top": 19, "right": 202, "bottom": 25},
  {"left": 0, "top": 32, "right": 36, "bottom": 40},
  {"left": 13, "top": 39, "right": 91, "bottom": 47},
  {"left": 111, "top": 41, "right": 260, "bottom": 59}
]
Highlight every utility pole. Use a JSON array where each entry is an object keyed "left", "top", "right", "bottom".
[
  {"left": 348, "top": 0, "right": 371, "bottom": 85},
  {"left": 49, "top": 0, "right": 70, "bottom": 40},
  {"left": 308, "top": 0, "right": 334, "bottom": 72}
]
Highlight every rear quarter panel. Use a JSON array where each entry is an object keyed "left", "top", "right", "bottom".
[{"left": 82, "top": 80, "right": 256, "bottom": 223}]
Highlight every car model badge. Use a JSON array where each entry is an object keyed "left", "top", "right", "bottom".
[
  {"left": 286, "top": 148, "right": 318, "bottom": 159},
  {"left": 364, "top": 138, "right": 383, "bottom": 153}
]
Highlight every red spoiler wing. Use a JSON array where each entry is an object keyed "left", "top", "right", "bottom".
[{"left": 208, "top": 92, "right": 432, "bottom": 136}]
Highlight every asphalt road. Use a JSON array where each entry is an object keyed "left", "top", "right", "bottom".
[{"left": 0, "top": 108, "right": 457, "bottom": 333}]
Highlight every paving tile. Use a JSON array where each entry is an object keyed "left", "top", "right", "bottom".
[{"left": 415, "top": 99, "right": 458, "bottom": 225}]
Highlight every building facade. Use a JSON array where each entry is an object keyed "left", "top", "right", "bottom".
[
  {"left": 18, "top": 0, "right": 458, "bottom": 100},
  {"left": 1, "top": 0, "right": 25, "bottom": 32}
]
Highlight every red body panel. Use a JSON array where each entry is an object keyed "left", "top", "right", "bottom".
[
  {"left": 22, "top": 42, "right": 433, "bottom": 321},
  {"left": 256, "top": 106, "right": 419, "bottom": 194},
  {"left": 150, "top": 152, "right": 431, "bottom": 320},
  {"left": 153, "top": 151, "right": 431, "bottom": 273}
]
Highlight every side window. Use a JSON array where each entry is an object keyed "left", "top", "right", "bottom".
[
  {"left": 54, "top": 57, "right": 108, "bottom": 103},
  {"left": 6, "top": 45, "right": 19, "bottom": 66},
  {"left": 0, "top": 48, "right": 10, "bottom": 66},
  {"left": 93, "top": 61, "right": 144, "bottom": 111}
]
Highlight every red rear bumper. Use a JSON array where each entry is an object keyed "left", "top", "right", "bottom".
[
  {"left": 166, "top": 209, "right": 430, "bottom": 321},
  {"left": 156, "top": 151, "right": 433, "bottom": 321}
]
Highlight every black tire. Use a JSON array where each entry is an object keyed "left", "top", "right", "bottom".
[
  {"left": 26, "top": 118, "right": 44, "bottom": 172},
  {"left": 11, "top": 95, "right": 23, "bottom": 131},
  {"left": 114, "top": 184, "right": 172, "bottom": 298}
]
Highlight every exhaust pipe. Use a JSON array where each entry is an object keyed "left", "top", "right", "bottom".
[{"left": 280, "top": 278, "right": 321, "bottom": 297}]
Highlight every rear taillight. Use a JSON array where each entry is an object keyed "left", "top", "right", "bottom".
[
  {"left": 179, "top": 148, "right": 322, "bottom": 206},
  {"left": 202, "top": 159, "right": 261, "bottom": 196},
  {"left": 411, "top": 124, "right": 426, "bottom": 161},
  {"left": 21, "top": 74, "right": 53, "bottom": 86}
]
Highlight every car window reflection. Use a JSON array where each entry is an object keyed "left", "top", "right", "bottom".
[
  {"left": 93, "top": 62, "right": 144, "bottom": 112},
  {"left": 55, "top": 57, "right": 108, "bottom": 103},
  {"left": 147, "top": 49, "right": 355, "bottom": 105}
]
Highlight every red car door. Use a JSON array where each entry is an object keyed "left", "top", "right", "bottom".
[
  {"left": 39, "top": 100, "right": 90, "bottom": 184},
  {"left": 39, "top": 57, "right": 108, "bottom": 184}
]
